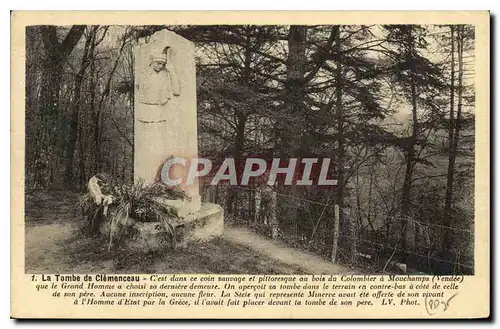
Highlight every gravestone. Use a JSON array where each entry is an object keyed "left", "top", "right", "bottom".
[
  {"left": 134, "top": 31, "right": 200, "bottom": 214},
  {"left": 130, "top": 30, "right": 223, "bottom": 249}
]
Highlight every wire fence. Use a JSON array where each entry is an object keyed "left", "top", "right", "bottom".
[{"left": 201, "top": 184, "right": 474, "bottom": 275}]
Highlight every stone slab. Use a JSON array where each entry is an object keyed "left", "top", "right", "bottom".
[
  {"left": 101, "top": 203, "right": 223, "bottom": 252},
  {"left": 134, "top": 29, "right": 200, "bottom": 212}
]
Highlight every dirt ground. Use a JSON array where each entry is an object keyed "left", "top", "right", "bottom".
[{"left": 24, "top": 191, "right": 349, "bottom": 275}]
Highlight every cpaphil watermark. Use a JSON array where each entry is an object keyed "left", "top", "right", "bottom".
[{"left": 159, "top": 156, "right": 339, "bottom": 187}]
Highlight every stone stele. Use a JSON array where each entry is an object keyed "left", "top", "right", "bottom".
[{"left": 125, "top": 29, "right": 223, "bottom": 250}]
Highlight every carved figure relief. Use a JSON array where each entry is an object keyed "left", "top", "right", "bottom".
[{"left": 136, "top": 46, "right": 181, "bottom": 105}]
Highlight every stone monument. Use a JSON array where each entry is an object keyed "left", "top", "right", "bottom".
[
  {"left": 131, "top": 30, "right": 223, "bottom": 248},
  {"left": 134, "top": 31, "right": 200, "bottom": 213}
]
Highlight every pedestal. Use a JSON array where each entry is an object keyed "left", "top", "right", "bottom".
[
  {"left": 102, "top": 203, "right": 224, "bottom": 252},
  {"left": 122, "top": 203, "right": 224, "bottom": 252}
]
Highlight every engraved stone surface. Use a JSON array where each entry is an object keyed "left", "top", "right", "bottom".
[
  {"left": 134, "top": 30, "right": 200, "bottom": 213},
  {"left": 100, "top": 204, "right": 224, "bottom": 251},
  {"left": 136, "top": 45, "right": 181, "bottom": 106},
  {"left": 131, "top": 29, "right": 223, "bottom": 248}
]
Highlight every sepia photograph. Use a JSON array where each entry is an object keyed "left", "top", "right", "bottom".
[{"left": 23, "top": 22, "right": 477, "bottom": 277}]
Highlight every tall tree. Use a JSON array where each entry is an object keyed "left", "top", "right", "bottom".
[
  {"left": 331, "top": 26, "right": 345, "bottom": 262},
  {"left": 37, "top": 25, "right": 85, "bottom": 188},
  {"left": 307, "top": 25, "right": 389, "bottom": 262},
  {"left": 443, "top": 25, "right": 473, "bottom": 252},
  {"left": 64, "top": 26, "right": 109, "bottom": 187},
  {"left": 443, "top": 25, "right": 457, "bottom": 250},
  {"left": 383, "top": 25, "right": 446, "bottom": 261},
  {"left": 186, "top": 25, "right": 283, "bottom": 213}
]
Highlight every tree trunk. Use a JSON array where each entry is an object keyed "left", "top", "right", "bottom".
[
  {"left": 283, "top": 25, "right": 307, "bottom": 155},
  {"left": 93, "top": 110, "right": 102, "bottom": 174},
  {"left": 268, "top": 186, "right": 279, "bottom": 239},
  {"left": 37, "top": 25, "right": 85, "bottom": 188},
  {"left": 400, "top": 33, "right": 419, "bottom": 262},
  {"left": 273, "top": 25, "right": 308, "bottom": 241},
  {"left": 64, "top": 27, "right": 94, "bottom": 188},
  {"left": 78, "top": 122, "right": 86, "bottom": 188},
  {"left": 254, "top": 188, "right": 261, "bottom": 224},
  {"left": 330, "top": 26, "right": 355, "bottom": 263},
  {"left": 445, "top": 26, "right": 465, "bottom": 250},
  {"left": 444, "top": 26, "right": 456, "bottom": 250},
  {"left": 453, "top": 27, "right": 465, "bottom": 174},
  {"left": 226, "top": 114, "right": 246, "bottom": 213},
  {"left": 38, "top": 57, "right": 63, "bottom": 187},
  {"left": 331, "top": 205, "right": 341, "bottom": 263},
  {"left": 93, "top": 34, "right": 127, "bottom": 175}
]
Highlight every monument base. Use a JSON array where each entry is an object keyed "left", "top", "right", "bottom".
[
  {"left": 180, "top": 203, "right": 224, "bottom": 243},
  {"left": 101, "top": 203, "right": 224, "bottom": 252},
  {"left": 158, "top": 195, "right": 201, "bottom": 218}
]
